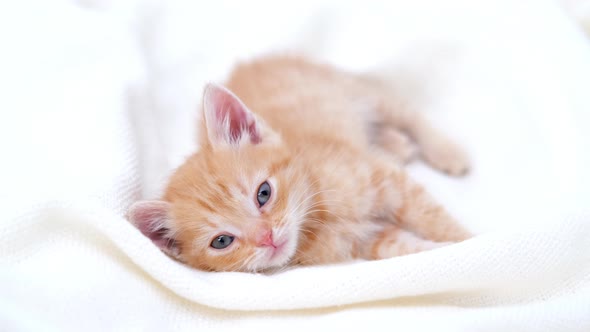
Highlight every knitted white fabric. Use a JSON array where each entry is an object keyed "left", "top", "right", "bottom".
[{"left": 1, "top": 0, "right": 590, "bottom": 331}]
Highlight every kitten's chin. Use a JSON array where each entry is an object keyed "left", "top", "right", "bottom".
[
  {"left": 254, "top": 238, "right": 296, "bottom": 272},
  {"left": 267, "top": 241, "right": 290, "bottom": 264}
]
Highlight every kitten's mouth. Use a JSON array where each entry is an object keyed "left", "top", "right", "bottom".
[{"left": 268, "top": 239, "right": 288, "bottom": 261}]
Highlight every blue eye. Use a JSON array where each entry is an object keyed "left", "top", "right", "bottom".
[
  {"left": 210, "top": 235, "right": 234, "bottom": 249},
  {"left": 257, "top": 181, "right": 271, "bottom": 207}
]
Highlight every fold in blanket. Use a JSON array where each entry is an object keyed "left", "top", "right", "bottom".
[{"left": 1, "top": 204, "right": 589, "bottom": 329}]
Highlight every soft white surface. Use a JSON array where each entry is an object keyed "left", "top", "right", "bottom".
[{"left": 1, "top": 0, "right": 590, "bottom": 331}]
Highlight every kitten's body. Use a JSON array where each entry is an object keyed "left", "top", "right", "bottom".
[{"left": 128, "top": 56, "right": 471, "bottom": 272}]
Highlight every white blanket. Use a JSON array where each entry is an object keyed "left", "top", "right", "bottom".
[{"left": 1, "top": 0, "right": 590, "bottom": 330}]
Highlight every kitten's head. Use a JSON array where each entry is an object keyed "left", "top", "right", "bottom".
[{"left": 127, "top": 84, "right": 312, "bottom": 272}]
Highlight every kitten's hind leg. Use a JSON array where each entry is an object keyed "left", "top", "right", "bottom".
[
  {"left": 376, "top": 99, "right": 470, "bottom": 176},
  {"left": 374, "top": 127, "right": 418, "bottom": 164},
  {"left": 371, "top": 225, "right": 452, "bottom": 259}
]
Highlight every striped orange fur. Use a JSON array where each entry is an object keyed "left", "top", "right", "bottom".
[{"left": 127, "top": 55, "right": 471, "bottom": 272}]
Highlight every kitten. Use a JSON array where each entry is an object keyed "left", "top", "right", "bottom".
[{"left": 127, "top": 55, "right": 471, "bottom": 272}]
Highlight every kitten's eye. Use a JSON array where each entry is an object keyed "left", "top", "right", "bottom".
[
  {"left": 210, "top": 235, "right": 234, "bottom": 249},
  {"left": 257, "top": 181, "right": 271, "bottom": 207}
]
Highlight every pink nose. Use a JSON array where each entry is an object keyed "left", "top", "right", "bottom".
[{"left": 257, "top": 229, "right": 275, "bottom": 248}]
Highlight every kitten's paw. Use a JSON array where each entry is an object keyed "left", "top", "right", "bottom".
[
  {"left": 421, "top": 139, "right": 470, "bottom": 176},
  {"left": 379, "top": 128, "right": 418, "bottom": 164}
]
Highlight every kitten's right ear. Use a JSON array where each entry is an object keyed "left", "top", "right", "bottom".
[
  {"left": 201, "top": 83, "right": 279, "bottom": 148},
  {"left": 126, "top": 201, "right": 180, "bottom": 257}
]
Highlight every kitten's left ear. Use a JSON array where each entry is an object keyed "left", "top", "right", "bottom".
[
  {"left": 202, "top": 83, "right": 278, "bottom": 148},
  {"left": 126, "top": 200, "right": 180, "bottom": 258}
]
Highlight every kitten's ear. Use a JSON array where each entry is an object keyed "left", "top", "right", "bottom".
[
  {"left": 202, "top": 83, "right": 277, "bottom": 147},
  {"left": 126, "top": 201, "right": 180, "bottom": 257}
]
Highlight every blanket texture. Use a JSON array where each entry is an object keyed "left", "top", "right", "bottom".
[{"left": 1, "top": 0, "right": 589, "bottom": 331}]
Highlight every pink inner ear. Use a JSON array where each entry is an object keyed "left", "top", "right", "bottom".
[
  {"left": 205, "top": 83, "right": 261, "bottom": 144},
  {"left": 246, "top": 121, "right": 261, "bottom": 144},
  {"left": 127, "top": 201, "right": 178, "bottom": 253}
]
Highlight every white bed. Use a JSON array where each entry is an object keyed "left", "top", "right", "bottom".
[{"left": 1, "top": 0, "right": 589, "bottom": 330}]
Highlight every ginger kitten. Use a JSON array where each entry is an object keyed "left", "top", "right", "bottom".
[{"left": 127, "top": 55, "right": 471, "bottom": 272}]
